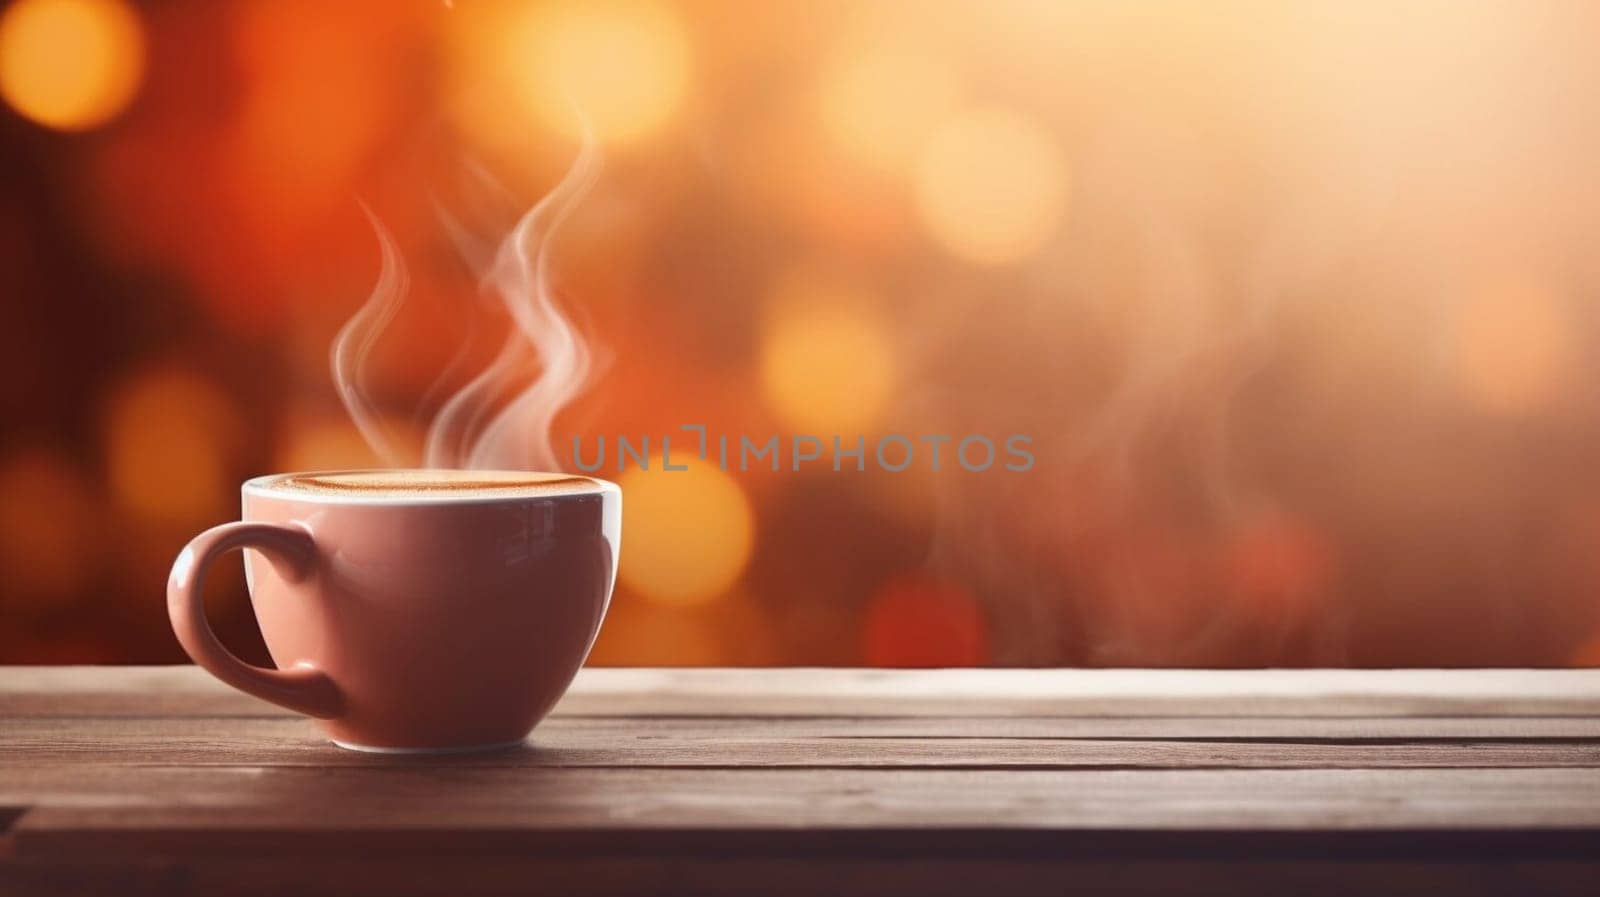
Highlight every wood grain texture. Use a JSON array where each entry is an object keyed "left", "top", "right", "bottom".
[
  {"left": 1, "top": 666, "right": 1598, "bottom": 896},
  {"left": 5, "top": 855, "right": 1599, "bottom": 897},
  {"left": 5, "top": 666, "right": 1600, "bottom": 717},
  {"left": 9, "top": 767, "right": 1600, "bottom": 843},
  {"left": 4, "top": 717, "right": 1598, "bottom": 769}
]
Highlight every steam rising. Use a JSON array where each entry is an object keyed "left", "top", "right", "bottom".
[
  {"left": 333, "top": 137, "right": 601, "bottom": 472},
  {"left": 331, "top": 205, "right": 410, "bottom": 468}
]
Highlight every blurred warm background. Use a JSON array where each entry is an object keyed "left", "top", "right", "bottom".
[{"left": 3, "top": 0, "right": 1600, "bottom": 667}]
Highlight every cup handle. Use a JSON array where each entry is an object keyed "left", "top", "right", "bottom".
[{"left": 167, "top": 521, "right": 342, "bottom": 719}]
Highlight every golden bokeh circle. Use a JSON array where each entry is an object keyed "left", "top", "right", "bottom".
[
  {"left": 913, "top": 109, "right": 1069, "bottom": 265},
  {"left": 759, "top": 270, "right": 896, "bottom": 435},
  {"left": 0, "top": 0, "right": 144, "bottom": 131},
  {"left": 617, "top": 462, "right": 755, "bottom": 606},
  {"left": 103, "top": 367, "right": 241, "bottom": 525},
  {"left": 505, "top": 0, "right": 690, "bottom": 144}
]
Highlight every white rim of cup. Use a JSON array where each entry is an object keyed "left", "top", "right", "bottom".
[{"left": 242, "top": 469, "right": 620, "bottom": 506}]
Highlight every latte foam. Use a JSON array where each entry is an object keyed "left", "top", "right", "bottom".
[{"left": 258, "top": 470, "right": 605, "bottom": 499}]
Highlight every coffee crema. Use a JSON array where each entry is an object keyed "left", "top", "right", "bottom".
[{"left": 263, "top": 470, "right": 604, "bottom": 498}]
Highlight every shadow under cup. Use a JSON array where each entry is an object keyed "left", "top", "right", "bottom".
[{"left": 168, "top": 471, "right": 620, "bottom": 753}]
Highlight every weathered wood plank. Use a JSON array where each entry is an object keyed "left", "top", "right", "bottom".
[
  {"left": 554, "top": 715, "right": 1600, "bottom": 739},
  {"left": 12, "top": 850, "right": 1600, "bottom": 895},
  {"left": 552, "top": 668, "right": 1600, "bottom": 717},
  {"left": 11, "top": 714, "right": 1600, "bottom": 742},
  {"left": 0, "top": 666, "right": 272, "bottom": 717},
  {"left": 4, "top": 667, "right": 1600, "bottom": 717},
  {"left": 5, "top": 854, "right": 1598, "bottom": 897},
  {"left": 7, "top": 767, "right": 1600, "bottom": 847},
  {"left": 2, "top": 717, "right": 1597, "bottom": 769},
  {"left": 3, "top": 667, "right": 1598, "bottom": 897},
  {"left": 9, "top": 706, "right": 1600, "bottom": 740}
]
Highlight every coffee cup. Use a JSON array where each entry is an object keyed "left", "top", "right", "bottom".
[{"left": 167, "top": 469, "right": 619, "bottom": 753}]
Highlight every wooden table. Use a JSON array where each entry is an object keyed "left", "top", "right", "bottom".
[{"left": 2, "top": 667, "right": 1598, "bottom": 896}]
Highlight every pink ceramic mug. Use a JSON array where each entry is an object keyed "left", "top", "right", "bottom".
[{"left": 167, "top": 470, "right": 620, "bottom": 753}]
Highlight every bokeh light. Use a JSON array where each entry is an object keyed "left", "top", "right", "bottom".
[
  {"left": 1220, "top": 512, "right": 1336, "bottom": 619},
  {"left": 759, "top": 270, "right": 896, "bottom": 435},
  {"left": 0, "top": 0, "right": 143, "bottom": 131},
  {"left": 913, "top": 108, "right": 1068, "bottom": 265},
  {"left": 863, "top": 574, "right": 988, "bottom": 666},
  {"left": 617, "top": 462, "right": 755, "bottom": 606},
  {"left": 102, "top": 366, "right": 242, "bottom": 525},
  {"left": 817, "top": 36, "right": 961, "bottom": 171},
  {"left": 1453, "top": 277, "right": 1574, "bottom": 414},
  {"left": 0, "top": 447, "right": 98, "bottom": 610},
  {"left": 502, "top": 0, "right": 690, "bottom": 144}
]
